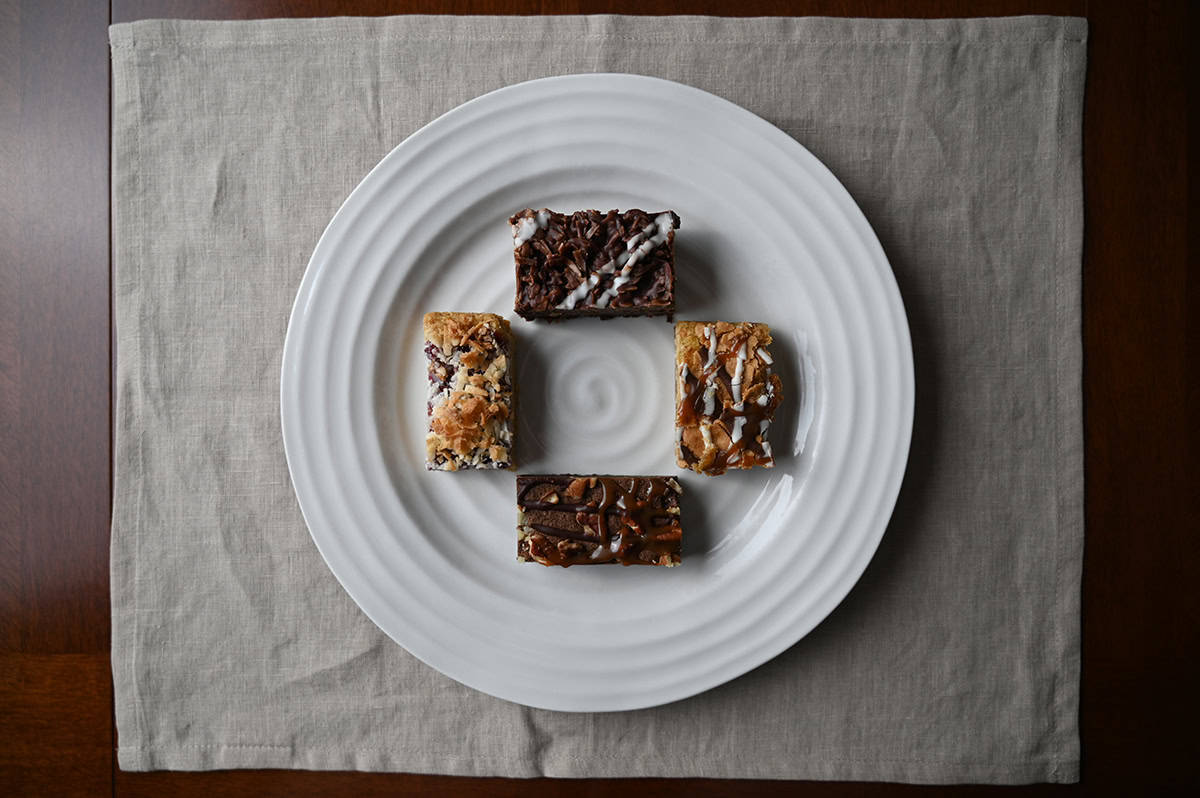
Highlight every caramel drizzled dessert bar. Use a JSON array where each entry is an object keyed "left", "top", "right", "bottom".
[
  {"left": 511, "top": 208, "right": 679, "bottom": 320},
  {"left": 675, "top": 321, "right": 782, "bottom": 476},
  {"left": 517, "top": 475, "right": 683, "bottom": 567},
  {"left": 424, "top": 312, "right": 514, "bottom": 471}
]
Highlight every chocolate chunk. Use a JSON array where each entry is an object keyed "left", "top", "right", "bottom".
[{"left": 516, "top": 475, "right": 683, "bottom": 567}]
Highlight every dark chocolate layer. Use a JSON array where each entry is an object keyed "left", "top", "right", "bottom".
[
  {"left": 511, "top": 209, "right": 678, "bottom": 320},
  {"left": 516, "top": 475, "right": 682, "bottom": 567}
]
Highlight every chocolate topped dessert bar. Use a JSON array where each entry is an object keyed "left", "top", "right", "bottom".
[
  {"left": 511, "top": 208, "right": 679, "bottom": 320},
  {"left": 516, "top": 475, "right": 682, "bottom": 567},
  {"left": 675, "top": 321, "right": 783, "bottom": 476},
  {"left": 424, "top": 312, "right": 514, "bottom": 471}
]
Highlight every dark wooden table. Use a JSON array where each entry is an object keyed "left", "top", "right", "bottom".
[{"left": 1, "top": 1, "right": 1192, "bottom": 795}]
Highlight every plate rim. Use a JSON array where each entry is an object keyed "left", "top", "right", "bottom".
[{"left": 281, "top": 72, "right": 915, "bottom": 711}]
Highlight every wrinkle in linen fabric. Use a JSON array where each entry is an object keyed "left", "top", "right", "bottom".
[{"left": 110, "top": 15, "right": 1085, "bottom": 782}]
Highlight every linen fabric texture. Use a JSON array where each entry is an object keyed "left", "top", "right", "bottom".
[{"left": 109, "top": 14, "right": 1086, "bottom": 782}]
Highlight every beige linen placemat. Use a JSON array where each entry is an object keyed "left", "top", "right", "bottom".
[{"left": 109, "top": 15, "right": 1086, "bottom": 782}]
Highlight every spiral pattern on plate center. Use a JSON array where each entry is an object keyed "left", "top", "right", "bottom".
[{"left": 517, "top": 320, "right": 671, "bottom": 472}]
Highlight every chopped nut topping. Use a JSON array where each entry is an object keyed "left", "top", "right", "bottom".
[
  {"left": 424, "top": 312, "right": 514, "bottom": 471},
  {"left": 516, "top": 475, "right": 683, "bottom": 567},
  {"left": 674, "top": 320, "right": 781, "bottom": 475},
  {"left": 511, "top": 209, "right": 678, "bottom": 320}
]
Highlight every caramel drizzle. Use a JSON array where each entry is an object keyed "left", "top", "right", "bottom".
[
  {"left": 518, "top": 476, "right": 681, "bottom": 567},
  {"left": 676, "top": 329, "right": 776, "bottom": 472}
]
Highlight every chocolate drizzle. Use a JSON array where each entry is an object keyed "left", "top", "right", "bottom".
[{"left": 516, "top": 475, "right": 683, "bottom": 567}]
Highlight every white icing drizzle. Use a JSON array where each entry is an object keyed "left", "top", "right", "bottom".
[
  {"left": 590, "top": 212, "right": 675, "bottom": 309},
  {"left": 684, "top": 326, "right": 778, "bottom": 469},
  {"left": 692, "top": 325, "right": 723, "bottom": 422},
  {"left": 621, "top": 237, "right": 655, "bottom": 272},
  {"left": 595, "top": 274, "right": 627, "bottom": 309},
  {"left": 703, "top": 326, "right": 718, "bottom": 369},
  {"left": 560, "top": 272, "right": 599, "bottom": 310},
  {"left": 701, "top": 383, "right": 716, "bottom": 417},
  {"left": 730, "top": 342, "right": 748, "bottom": 409},
  {"left": 677, "top": 362, "right": 689, "bottom": 401},
  {"left": 512, "top": 216, "right": 539, "bottom": 246},
  {"left": 513, "top": 210, "right": 551, "bottom": 246},
  {"left": 616, "top": 495, "right": 627, "bottom": 509},
  {"left": 756, "top": 363, "right": 776, "bottom": 406},
  {"left": 557, "top": 251, "right": 630, "bottom": 310}
]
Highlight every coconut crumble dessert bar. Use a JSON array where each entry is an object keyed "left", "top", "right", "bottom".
[
  {"left": 424, "top": 312, "right": 514, "bottom": 471},
  {"left": 511, "top": 208, "right": 679, "bottom": 320},
  {"left": 675, "top": 321, "right": 782, "bottom": 476},
  {"left": 516, "top": 475, "right": 682, "bottom": 567}
]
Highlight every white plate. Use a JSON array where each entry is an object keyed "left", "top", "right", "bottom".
[{"left": 281, "top": 74, "right": 913, "bottom": 712}]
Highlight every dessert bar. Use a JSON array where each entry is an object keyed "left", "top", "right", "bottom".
[
  {"left": 424, "top": 312, "right": 514, "bottom": 470},
  {"left": 675, "top": 321, "right": 782, "bottom": 475},
  {"left": 511, "top": 208, "right": 679, "bottom": 320},
  {"left": 516, "top": 475, "right": 683, "bottom": 566}
]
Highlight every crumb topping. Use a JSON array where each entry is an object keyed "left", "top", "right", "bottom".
[
  {"left": 675, "top": 321, "right": 781, "bottom": 475},
  {"left": 423, "top": 313, "right": 514, "bottom": 470}
]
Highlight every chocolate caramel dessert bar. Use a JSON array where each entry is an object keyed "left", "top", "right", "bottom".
[
  {"left": 675, "top": 321, "right": 782, "bottom": 475},
  {"left": 516, "top": 475, "right": 682, "bottom": 566},
  {"left": 511, "top": 208, "right": 679, "bottom": 320},
  {"left": 424, "top": 312, "right": 514, "bottom": 471}
]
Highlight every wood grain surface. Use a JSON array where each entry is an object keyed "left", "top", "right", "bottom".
[
  {"left": 2, "top": 1, "right": 114, "bottom": 796},
  {"left": 1, "top": 0, "right": 1193, "bottom": 795}
]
